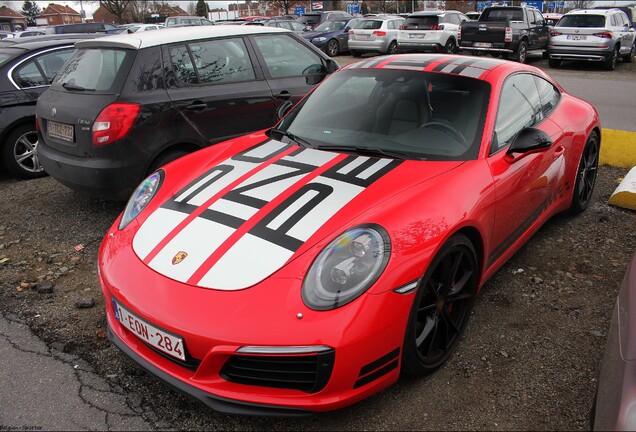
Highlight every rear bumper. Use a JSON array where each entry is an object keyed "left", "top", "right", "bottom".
[
  {"left": 397, "top": 42, "right": 443, "bottom": 52},
  {"left": 37, "top": 135, "right": 145, "bottom": 201},
  {"left": 349, "top": 39, "right": 390, "bottom": 53},
  {"left": 548, "top": 46, "right": 612, "bottom": 62}
]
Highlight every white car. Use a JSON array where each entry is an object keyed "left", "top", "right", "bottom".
[
  {"left": 397, "top": 10, "right": 469, "bottom": 54},
  {"left": 348, "top": 16, "right": 404, "bottom": 57},
  {"left": 125, "top": 24, "right": 160, "bottom": 33}
]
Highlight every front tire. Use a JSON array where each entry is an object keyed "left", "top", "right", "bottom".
[
  {"left": 2, "top": 123, "right": 47, "bottom": 179},
  {"left": 402, "top": 233, "right": 478, "bottom": 375},
  {"left": 569, "top": 131, "right": 599, "bottom": 214},
  {"left": 326, "top": 39, "right": 339, "bottom": 57}
]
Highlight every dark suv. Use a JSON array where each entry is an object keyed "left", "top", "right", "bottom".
[
  {"left": 0, "top": 34, "right": 97, "bottom": 179},
  {"left": 36, "top": 26, "right": 338, "bottom": 200}
]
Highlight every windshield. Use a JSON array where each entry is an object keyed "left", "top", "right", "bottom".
[
  {"left": 557, "top": 15, "right": 605, "bottom": 28},
  {"left": 315, "top": 20, "right": 347, "bottom": 32},
  {"left": 52, "top": 48, "right": 134, "bottom": 93},
  {"left": 276, "top": 68, "right": 490, "bottom": 161}
]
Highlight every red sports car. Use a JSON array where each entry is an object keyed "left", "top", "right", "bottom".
[{"left": 99, "top": 54, "right": 600, "bottom": 415}]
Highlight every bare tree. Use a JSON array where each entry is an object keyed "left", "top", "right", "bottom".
[{"left": 99, "top": 0, "right": 132, "bottom": 24}]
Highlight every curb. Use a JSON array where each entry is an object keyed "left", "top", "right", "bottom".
[{"left": 601, "top": 128, "right": 636, "bottom": 169}]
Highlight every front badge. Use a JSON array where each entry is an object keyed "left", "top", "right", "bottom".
[{"left": 172, "top": 251, "right": 188, "bottom": 265}]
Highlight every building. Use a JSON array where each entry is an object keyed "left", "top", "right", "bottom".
[
  {"left": 0, "top": 5, "right": 27, "bottom": 31},
  {"left": 38, "top": 3, "right": 82, "bottom": 26}
]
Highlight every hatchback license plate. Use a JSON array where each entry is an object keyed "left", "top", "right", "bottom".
[
  {"left": 112, "top": 299, "right": 186, "bottom": 361},
  {"left": 409, "top": 33, "right": 425, "bottom": 39},
  {"left": 567, "top": 35, "right": 587, "bottom": 40},
  {"left": 474, "top": 42, "right": 492, "bottom": 48},
  {"left": 48, "top": 121, "right": 74, "bottom": 142}
]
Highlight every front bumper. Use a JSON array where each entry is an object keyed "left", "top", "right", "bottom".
[{"left": 99, "top": 224, "right": 414, "bottom": 414}]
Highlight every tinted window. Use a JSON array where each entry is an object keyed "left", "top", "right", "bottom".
[
  {"left": 298, "top": 14, "right": 321, "bottom": 25},
  {"left": 315, "top": 20, "right": 347, "bottom": 31},
  {"left": 253, "top": 34, "right": 322, "bottom": 78},
  {"left": 534, "top": 76, "right": 560, "bottom": 115},
  {"left": 14, "top": 60, "right": 47, "bottom": 87},
  {"left": 53, "top": 48, "right": 133, "bottom": 92},
  {"left": 404, "top": 16, "right": 440, "bottom": 29},
  {"left": 13, "top": 49, "right": 73, "bottom": 88},
  {"left": 354, "top": 20, "right": 383, "bottom": 30},
  {"left": 493, "top": 74, "right": 542, "bottom": 152},
  {"left": 558, "top": 14, "right": 605, "bottom": 28},
  {"left": 481, "top": 8, "right": 524, "bottom": 22},
  {"left": 166, "top": 18, "right": 176, "bottom": 26},
  {"left": 189, "top": 38, "right": 255, "bottom": 84}
]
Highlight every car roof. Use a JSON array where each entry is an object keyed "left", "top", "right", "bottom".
[
  {"left": 564, "top": 8, "right": 617, "bottom": 16},
  {"left": 408, "top": 10, "right": 459, "bottom": 16},
  {"left": 0, "top": 34, "right": 101, "bottom": 50},
  {"left": 75, "top": 25, "right": 291, "bottom": 50}
]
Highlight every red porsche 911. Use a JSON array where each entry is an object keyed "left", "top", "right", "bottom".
[{"left": 99, "top": 54, "right": 600, "bottom": 415}]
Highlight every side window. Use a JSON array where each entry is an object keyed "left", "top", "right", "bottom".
[
  {"left": 535, "top": 11, "right": 545, "bottom": 26},
  {"left": 529, "top": 10, "right": 537, "bottom": 25},
  {"left": 492, "top": 74, "right": 543, "bottom": 152},
  {"left": 534, "top": 75, "right": 561, "bottom": 115},
  {"left": 252, "top": 34, "right": 323, "bottom": 79},
  {"left": 166, "top": 18, "right": 175, "bottom": 26},
  {"left": 610, "top": 14, "right": 618, "bottom": 27},
  {"left": 13, "top": 60, "right": 47, "bottom": 87},
  {"left": 37, "top": 49, "right": 73, "bottom": 83},
  {"left": 172, "top": 38, "right": 255, "bottom": 85}
]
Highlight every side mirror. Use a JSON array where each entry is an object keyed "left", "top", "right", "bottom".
[
  {"left": 506, "top": 127, "right": 552, "bottom": 157},
  {"left": 276, "top": 100, "right": 294, "bottom": 119}
]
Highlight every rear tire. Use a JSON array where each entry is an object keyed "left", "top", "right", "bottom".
[
  {"left": 604, "top": 46, "right": 618, "bottom": 70},
  {"left": 351, "top": 50, "right": 362, "bottom": 57},
  {"left": 149, "top": 149, "right": 189, "bottom": 174},
  {"left": 623, "top": 43, "right": 634, "bottom": 63},
  {"left": 2, "top": 123, "right": 47, "bottom": 179},
  {"left": 513, "top": 40, "right": 528, "bottom": 63},
  {"left": 386, "top": 41, "right": 398, "bottom": 55},
  {"left": 548, "top": 58, "right": 561, "bottom": 68},
  {"left": 569, "top": 131, "right": 599, "bottom": 214},
  {"left": 444, "top": 38, "right": 456, "bottom": 54}
]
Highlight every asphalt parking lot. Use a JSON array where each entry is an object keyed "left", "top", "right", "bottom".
[{"left": 0, "top": 53, "right": 635, "bottom": 430}]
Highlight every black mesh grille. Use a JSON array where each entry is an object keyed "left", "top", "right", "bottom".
[{"left": 220, "top": 349, "right": 335, "bottom": 393}]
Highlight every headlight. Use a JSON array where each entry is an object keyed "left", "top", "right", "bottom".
[
  {"left": 302, "top": 225, "right": 390, "bottom": 311},
  {"left": 314, "top": 37, "right": 327, "bottom": 42},
  {"left": 119, "top": 171, "right": 163, "bottom": 230}
]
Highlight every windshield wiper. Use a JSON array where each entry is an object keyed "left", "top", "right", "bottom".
[
  {"left": 313, "top": 145, "right": 412, "bottom": 160},
  {"left": 268, "top": 128, "right": 313, "bottom": 148},
  {"left": 62, "top": 82, "right": 94, "bottom": 91}
]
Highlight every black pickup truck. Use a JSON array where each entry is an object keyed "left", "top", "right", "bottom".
[{"left": 458, "top": 6, "right": 550, "bottom": 63}]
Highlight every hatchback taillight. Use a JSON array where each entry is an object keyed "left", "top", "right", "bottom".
[
  {"left": 505, "top": 27, "right": 512, "bottom": 42},
  {"left": 593, "top": 31, "right": 612, "bottom": 39},
  {"left": 92, "top": 103, "right": 141, "bottom": 147},
  {"left": 431, "top": 24, "right": 444, "bottom": 30},
  {"left": 373, "top": 31, "right": 387, "bottom": 37}
]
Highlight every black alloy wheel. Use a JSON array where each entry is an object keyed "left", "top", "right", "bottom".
[
  {"left": 2, "top": 123, "right": 46, "bottom": 179},
  {"left": 387, "top": 41, "right": 398, "bottom": 55},
  {"left": 402, "top": 234, "right": 478, "bottom": 375},
  {"left": 326, "top": 39, "right": 339, "bottom": 57},
  {"left": 570, "top": 131, "right": 599, "bottom": 214}
]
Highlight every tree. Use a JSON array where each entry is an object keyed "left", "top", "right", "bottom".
[
  {"left": 268, "top": 0, "right": 293, "bottom": 14},
  {"left": 99, "top": 0, "right": 132, "bottom": 24},
  {"left": 21, "top": 0, "right": 41, "bottom": 26},
  {"left": 195, "top": 0, "right": 208, "bottom": 17}
]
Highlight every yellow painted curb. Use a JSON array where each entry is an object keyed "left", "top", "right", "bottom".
[
  {"left": 600, "top": 129, "right": 636, "bottom": 169},
  {"left": 608, "top": 166, "right": 636, "bottom": 211}
]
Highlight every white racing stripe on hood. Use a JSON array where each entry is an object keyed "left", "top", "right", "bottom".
[{"left": 133, "top": 208, "right": 189, "bottom": 259}]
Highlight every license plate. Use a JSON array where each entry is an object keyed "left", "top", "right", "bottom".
[
  {"left": 358, "top": 34, "right": 370, "bottom": 39},
  {"left": 409, "top": 33, "right": 425, "bottom": 39},
  {"left": 474, "top": 42, "right": 492, "bottom": 48},
  {"left": 48, "top": 120, "right": 74, "bottom": 142},
  {"left": 112, "top": 299, "right": 186, "bottom": 361},
  {"left": 567, "top": 35, "right": 587, "bottom": 40}
]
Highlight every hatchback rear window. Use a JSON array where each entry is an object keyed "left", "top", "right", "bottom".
[
  {"left": 557, "top": 14, "right": 605, "bottom": 28},
  {"left": 354, "top": 20, "right": 383, "bottom": 30},
  {"left": 404, "top": 16, "right": 440, "bottom": 29},
  {"left": 52, "top": 48, "right": 134, "bottom": 93}
]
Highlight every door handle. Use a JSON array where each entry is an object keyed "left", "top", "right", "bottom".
[
  {"left": 553, "top": 145, "right": 565, "bottom": 159},
  {"left": 274, "top": 91, "right": 291, "bottom": 100},
  {"left": 185, "top": 101, "right": 207, "bottom": 111}
]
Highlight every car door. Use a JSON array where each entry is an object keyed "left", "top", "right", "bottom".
[
  {"left": 616, "top": 12, "right": 636, "bottom": 55},
  {"left": 12, "top": 46, "right": 74, "bottom": 102},
  {"left": 486, "top": 73, "right": 566, "bottom": 265},
  {"left": 249, "top": 33, "right": 330, "bottom": 111},
  {"left": 163, "top": 37, "right": 277, "bottom": 145},
  {"left": 529, "top": 10, "right": 550, "bottom": 50}
]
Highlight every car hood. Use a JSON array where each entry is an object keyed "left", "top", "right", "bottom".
[
  {"left": 131, "top": 138, "right": 463, "bottom": 290},
  {"left": 303, "top": 30, "right": 334, "bottom": 39}
]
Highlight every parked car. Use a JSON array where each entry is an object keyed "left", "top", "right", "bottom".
[
  {"left": 543, "top": 13, "right": 563, "bottom": 27},
  {"left": 593, "top": 251, "right": 636, "bottom": 430},
  {"left": 0, "top": 31, "right": 15, "bottom": 39},
  {"left": 45, "top": 22, "right": 124, "bottom": 35},
  {"left": 594, "top": 5, "right": 636, "bottom": 27},
  {"left": 296, "top": 11, "right": 353, "bottom": 30},
  {"left": 125, "top": 23, "right": 160, "bottom": 33},
  {"left": 349, "top": 16, "right": 405, "bottom": 56},
  {"left": 36, "top": 26, "right": 339, "bottom": 200},
  {"left": 548, "top": 8, "right": 636, "bottom": 70},
  {"left": 0, "top": 35, "right": 98, "bottom": 179},
  {"left": 244, "top": 18, "right": 308, "bottom": 33},
  {"left": 459, "top": 5, "right": 550, "bottom": 63},
  {"left": 397, "top": 10, "right": 470, "bottom": 54},
  {"left": 302, "top": 18, "right": 361, "bottom": 56},
  {"left": 164, "top": 16, "right": 215, "bottom": 27},
  {"left": 12, "top": 29, "right": 46, "bottom": 38},
  {"left": 98, "top": 53, "right": 600, "bottom": 415}
]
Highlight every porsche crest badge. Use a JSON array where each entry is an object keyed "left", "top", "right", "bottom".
[{"left": 172, "top": 251, "right": 188, "bottom": 265}]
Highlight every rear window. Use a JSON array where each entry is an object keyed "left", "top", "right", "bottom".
[
  {"left": 354, "top": 20, "right": 383, "bottom": 30},
  {"left": 52, "top": 48, "right": 134, "bottom": 93},
  {"left": 404, "top": 16, "right": 440, "bottom": 30},
  {"left": 298, "top": 14, "right": 321, "bottom": 25},
  {"left": 0, "top": 49, "right": 19, "bottom": 67},
  {"left": 557, "top": 14, "right": 605, "bottom": 28},
  {"left": 481, "top": 8, "right": 524, "bottom": 22}
]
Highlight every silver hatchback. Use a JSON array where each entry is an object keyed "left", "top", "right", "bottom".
[
  {"left": 348, "top": 16, "right": 404, "bottom": 57},
  {"left": 548, "top": 8, "right": 636, "bottom": 70}
]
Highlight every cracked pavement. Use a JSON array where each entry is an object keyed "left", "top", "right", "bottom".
[{"left": 0, "top": 312, "right": 156, "bottom": 431}]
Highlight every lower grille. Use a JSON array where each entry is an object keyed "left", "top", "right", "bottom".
[{"left": 220, "top": 350, "right": 335, "bottom": 393}]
